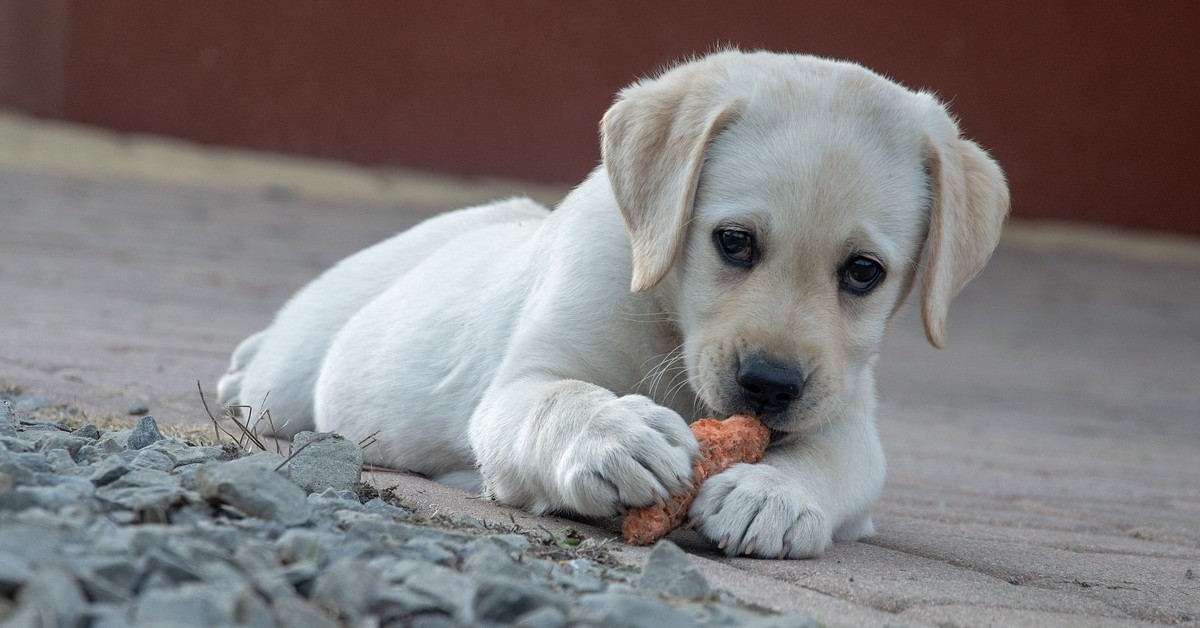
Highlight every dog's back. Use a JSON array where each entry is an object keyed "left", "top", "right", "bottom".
[{"left": 217, "top": 197, "right": 549, "bottom": 437}]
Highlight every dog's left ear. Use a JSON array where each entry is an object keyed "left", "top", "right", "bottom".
[
  {"left": 920, "top": 123, "right": 1011, "bottom": 349},
  {"left": 602, "top": 74, "right": 743, "bottom": 292}
]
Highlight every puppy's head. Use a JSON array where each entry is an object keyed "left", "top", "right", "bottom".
[{"left": 602, "top": 51, "right": 1009, "bottom": 432}]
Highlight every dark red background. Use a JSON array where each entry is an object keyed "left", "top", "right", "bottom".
[{"left": 2, "top": 1, "right": 1197, "bottom": 234}]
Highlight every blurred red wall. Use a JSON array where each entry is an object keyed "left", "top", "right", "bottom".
[{"left": 2, "top": 1, "right": 1197, "bottom": 234}]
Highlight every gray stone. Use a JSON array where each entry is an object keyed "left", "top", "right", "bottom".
[
  {"left": 552, "top": 558, "right": 607, "bottom": 593},
  {"left": 149, "top": 438, "right": 226, "bottom": 466},
  {"left": 133, "top": 582, "right": 274, "bottom": 628},
  {"left": 309, "top": 558, "right": 383, "bottom": 622},
  {"left": 473, "top": 577, "right": 567, "bottom": 624},
  {"left": 0, "top": 458, "right": 35, "bottom": 488},
  {"left": 375, "top": 586, "right": 446, "bottom": 621},
  {"left": 5, "top": 450, "right": 52, "bottom": 476},
  {"left": 94, "top": 430, "right": 130, "bottom": 453},
  {"left": 34, "top": 432, "right": 90, "bottom": 457},
  {"left": 402, "top": 536, "right": 459, "bottom": 565},
  {"left": 127, "top": 415, "right": 164, "bottom": 450},
  {"left": 406, "top": 570, "right": 477, "bottom": 620},
  {"left": 638, "top": 540, "right": 711, "bottom": 601},
  {"left": 140, "top": 545, "right": 206, "bottom": 585},
  {"left": 1, "top": 400, "right": 15, "bottom": 434},
  {"left": 95, "top": 471, "right": 192, "bottom": 521},
  {"left": 127, "top": 400, "right": 150, "bottom": 415},
  {"left": 88, "top": 455, "right": 131, "bottom": 486},
  {"left": 285, "top": 431, "right": 363, "bottom": 494},
  {"left": 82, "top": 603, "right": 135, "bottom": 628},
  {"left": 462, "top": 540, "right": 532, "bottom": 581},
  {"left": 195, "top": 452, "right": 311, "bottom": 526},
  {"left": 14, "top": 566, "right": 88, "bottom": 628},
  {"left": 514, "top": 606, "right": 568, "bottom": 628},
  {"left": 487, "top": 532, "right": 532, "bottom": 555},
  {"left": 0, "top": 555, "right": 34, "bottom": 597},
  {"left": 275, "top": 528, "right": 337, "bottom": 567},
  {"left": 272, "top": 596, "right": 340, "bottom": 628},
  {"left": 107, "top": 467, "right": 177, "bottom": 490},
  {"left": 360, "top": 496, "right": 410, "bottom": 520},
  {"left": 306, "top": 488, "right": 366, "bottom": 517},
  {"left": 131, "top": 447, "right": 175, "bottom": 471},
  {"left": 71, "top": 424, "right": 100, "bottom": 440},
  {"left": 70, "top": 555, "right": 141, "bottom": 603},
  {"left": 0, "top": 435, "right": 32, "bottom": 452},
  {"left": 44, "top": 447, "right": 80, "bottom": 474},
  {"left": 573, "top": 591, "right": 700, "bottom": 628}
]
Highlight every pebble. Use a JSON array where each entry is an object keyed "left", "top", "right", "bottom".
[
  {"left": 0, "top": 398, "right": 801, "bottom": 626},
  {"left": 286, "top": 431, "right": 363, "bottom": 494},
  {"left": 639, "top": 539, "right": 712, "bottom": 600},
  {"left": 127, "top": 415, "right": 165, "bottom": 450},
  {"left": 195, "top": 452, "right": 312, "bottom": 526}
]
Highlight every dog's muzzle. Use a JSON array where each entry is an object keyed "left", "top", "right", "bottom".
[{"left": 736, "top": 354, "right": 807, "bottom": 420}]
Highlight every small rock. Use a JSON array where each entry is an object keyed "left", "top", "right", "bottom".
[
  {"left": 276, "top": 529, "right": 336, "bottom": 566},
  {"left": 406, "top": 570, "right": 476, "bottom": 615},
  {"left": 131, "top": 448, "right": 175, "bottom": 472},
  {"left": 195, "top": 452, "right": 311, "bottom": 526},
  {"left": 13, "top": 566, "right": 88, "bottom": 628},
  {"left": 94, "top": 430, "right": 130, "bottom": 452},
  {"left": 87, "top": 456, "right": 131, "bottom": 492},
  {"left": 273, "top": 596, "right": 340, "bottom": 628},
  {"left": 402, "top": 537, "right": 460, "bottom": 566},
  {"left": 35, "top": 432, "right": 91, "bottom": 457},
  {"left": 361, "top": 496, "right": 410, "bottom": 519},
  {"left": 71, "top": 424, "right": 101, "bottom": 440},
  {"left": 127, "top": 415, "right": 164, "bottom": 450},
  {"left": 462, "top": 541, "right": 531, "bottom": 581},
  {"left": 0, "top": 554, "right": 33, "bottom": 595},
  {"left": 638, "top": 540, "right": 711, "bottom": 600},
  {"left": 573, "top": 590, "right": 699, "bottom": 628},
  {"left": 310, "top": 558, "right": 383, "bottom": 622},
  {"left": 44, "top": 447, "right": 80, "bottom": 474},
  {"left": 552, "top": 558, "right": 606, "bottom": 593},
  {"left": 473, "top": 577, "right": 567, "bottom": 625},
  {"left": 514, "top": 606, "right": 568, "bottom": 628},
  {"left": 133, "top": 582, "right": 273, "bottom": 628},
  {"left": 1, "top": 400, "right": 16, "bottom": 434},
  {"left": 286, "top": 431, "right": 363, "bottom": 494},
  {"left": 70, "top": 555, "right": 141, "bottom": 603},
  {"left": 127, "top": 400, "right": 150, "bottom": 415}
]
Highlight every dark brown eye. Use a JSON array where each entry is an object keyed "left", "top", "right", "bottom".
[
  {"left": 714, "top": 229, "right": 755, "bottom": 267},
  {"left": 840, "top": 256, "right": 885, "bottom": 294}
]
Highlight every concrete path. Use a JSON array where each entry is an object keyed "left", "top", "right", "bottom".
[{"left": 1, "top": 116, "right": 1197, "bottom": 626}]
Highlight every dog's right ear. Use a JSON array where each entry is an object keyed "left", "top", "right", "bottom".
[
  {"left": 602, "top": 74, "right": 743, "bottom": 292},
  {"left": 919, "top": 123, "right": 1010, "bottom": 349}
]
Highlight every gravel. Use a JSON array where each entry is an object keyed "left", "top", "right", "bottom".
[{"left": 0, "top": 392, "right": 816, "bottom": 627}]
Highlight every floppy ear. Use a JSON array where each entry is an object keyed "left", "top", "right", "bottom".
[
  {"left": 601, "top": 79, "right": 743, "bottom": 292},
  {"left": 919, "top": 133, "right": 1010, "bottom": 348}
]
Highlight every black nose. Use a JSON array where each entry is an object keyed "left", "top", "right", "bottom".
[{"left": 737, "top": 356, "right": 805, "bottom": 414}]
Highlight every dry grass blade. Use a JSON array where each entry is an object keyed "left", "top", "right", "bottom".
[{"left": 197, "top": 380, "right": 266, "bottom": 452}]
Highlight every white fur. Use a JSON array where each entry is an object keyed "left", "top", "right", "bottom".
[{"left": 218, "top": 50, "right": 1008, "bottom": 558}]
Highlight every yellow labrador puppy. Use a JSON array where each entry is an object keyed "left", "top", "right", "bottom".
[{"left": 218, "top": 50, "right": 1008, "bottom": 558}]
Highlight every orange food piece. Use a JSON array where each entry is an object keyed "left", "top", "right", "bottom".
[{"left": 622, "top": 414, "right": 770, "bottom": 545}]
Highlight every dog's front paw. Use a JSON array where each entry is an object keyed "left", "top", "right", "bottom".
[
  {"left": 555, "top": 395, "right": 698, "bottom": 517},
  {"left": 690, "top": 463, "right": 831, "bottom": 558}
]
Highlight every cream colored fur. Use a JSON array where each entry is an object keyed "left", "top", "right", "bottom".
[{"left": 218, "top": 50, "right": 1008, "bottom": 558}]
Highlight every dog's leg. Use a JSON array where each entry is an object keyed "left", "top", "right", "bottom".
[
  {"left": 688, "top": 405, "right": 886, "bottom": 559},
  {"left": 217, "top": 329, "right": 266, "bottom": 409},
  {"left": 469, "top": 378, "right": 699, "bottom": 517}
]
